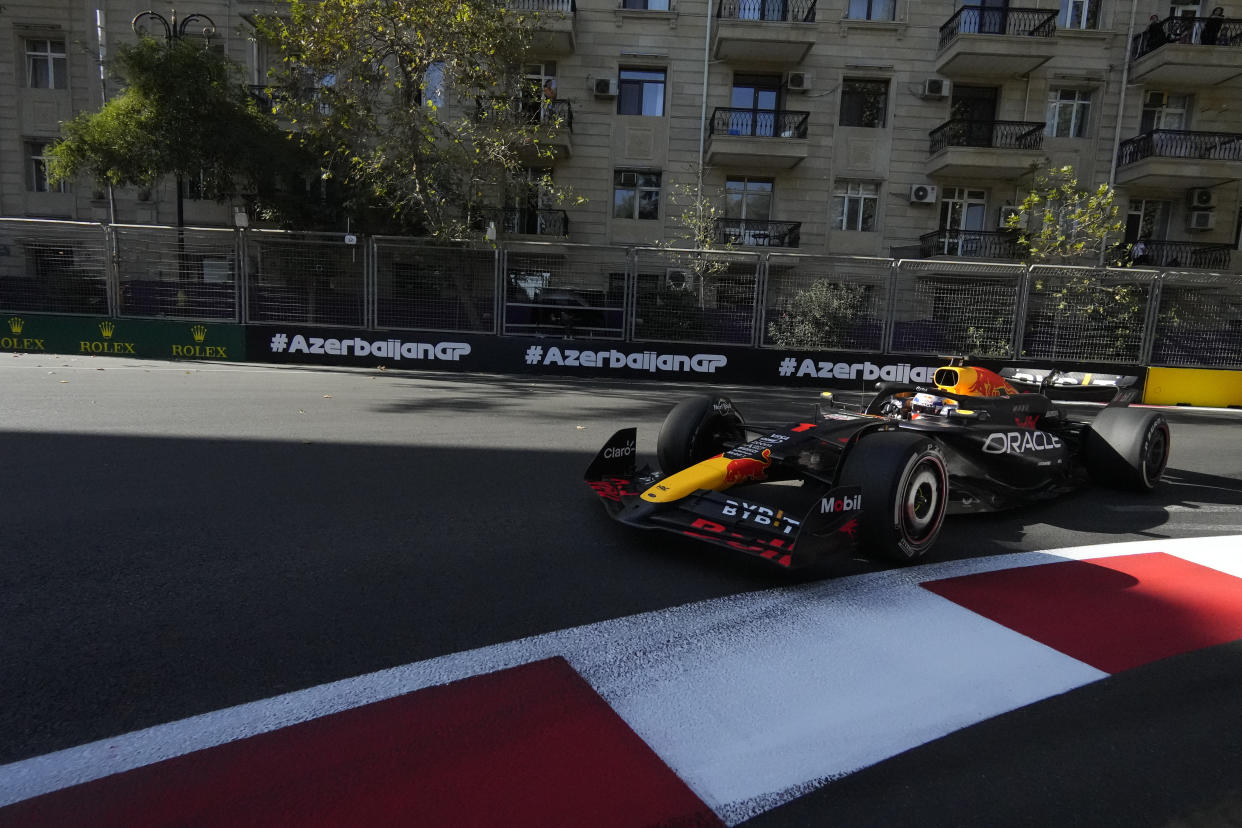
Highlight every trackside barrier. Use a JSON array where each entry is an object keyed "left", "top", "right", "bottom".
[{"left": 2, "top": 218, "right": 1240, "bottom": 379}]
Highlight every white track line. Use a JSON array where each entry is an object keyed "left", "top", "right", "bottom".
[{"left": 2, "top": 535, "right": 1240, "bottom": 823}]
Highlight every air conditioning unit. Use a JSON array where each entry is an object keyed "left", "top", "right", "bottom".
[
  {"left": 1188, "top": 188, "right": 1217, "bottom": 208},
  {"left": 593, "top": 77, "right": 618, "bottom": 97},
  {"left": 1187, "top": 210, "right": 1216, "bottom": 231},
  {"left": 785, "top": 71, "right": 813, "bottom": 92},
  {"left": 922, "top": 78, "right": 951, "bottom": 99},
  {"left": 665, "top": 268, "right": 697, "bottom": 291},
  {"left": 909, "top": 184, "right": 938, "bottom": 204},
  {"left": 999, "top": 205, "right": 1024, "bottom": 227}
]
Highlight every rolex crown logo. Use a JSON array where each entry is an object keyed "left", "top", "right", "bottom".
[
  {"left": 7, "top": 317, "right": 23, "bottom": 334},
  {"left": 99, "top": 320, "right": 115, "bottom": 339},
  {"left": 191, "top": 325, "right": 207, "bottom": 343}
]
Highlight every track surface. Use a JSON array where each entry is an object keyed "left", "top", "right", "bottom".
[{"left": 2, "top": 354, "right": 1241, "bottom": 824}]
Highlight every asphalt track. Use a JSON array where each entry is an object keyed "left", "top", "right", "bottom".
[{"left": 1, "top": 354, "right": 1241, "bottom": 825}]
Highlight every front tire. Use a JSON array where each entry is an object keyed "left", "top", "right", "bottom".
[
  {"left": 1084, "top": 407, "right": 1170, "bottom": 491},
  {"left": 840, "top": 432, "right": 949, "bottom": 562},
  {"left": 656, "top": 395, "right": 746, "bottom": 474}
]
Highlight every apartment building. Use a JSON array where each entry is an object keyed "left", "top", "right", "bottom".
[{"left": 4, "top": 0, "right": 1241, "bottom": 270}]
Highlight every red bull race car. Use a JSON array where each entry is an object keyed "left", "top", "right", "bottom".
[{"left": 585, "top": 363, "right": 1171, "bottom": 569}]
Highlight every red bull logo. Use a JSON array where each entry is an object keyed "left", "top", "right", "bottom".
[{"left": 724, "top": 449, "right": 772, "bottom": 484}]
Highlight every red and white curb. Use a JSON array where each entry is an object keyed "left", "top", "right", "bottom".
[{"left": 2, "top": 535, "right": 1241, "bottom": 826}]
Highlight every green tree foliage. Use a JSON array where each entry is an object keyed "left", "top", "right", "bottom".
[
  {"left": 1008, "top": 167, "right": 1146, "bottom": 361},
  {"left": 48, "top": 37, "right": 317, "bottom": 222},
  {"left": 260, "top": 0, "right": 573, "bottom": 237},
  {"left": 767, "top": 280, "right": 869, "bottom": 350},
  {"left": 1005, "top": 166, "right": 1124, "bottom": 265}
]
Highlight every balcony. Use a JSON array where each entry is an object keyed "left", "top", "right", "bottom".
[
  {"left": 927, "top": 120, "right": 1046, "bottom": 179},
  {"left": 713, "top": 0, "right": 817, "bottom": 66},
  {"left": 919, "top": 230, "right": 1022, "bottom": 261},
  {"left": 1126, "top": 240, "right": 1234, "bottom": 270},
  {"left": 706, "top": 108, "right": 809, "bottom": 168},
  {"left": 477, "top": 97, "right": 574, "bottom": 160},
  {"left": 503, "top": 208, "right": 569, "bottom": 238},
  {"left": 935, "top": 6, "right": 1058, "bottom": 77},
  {"left": 713, "top": 218, "right": 801, "bottom": 248},
  {"left": 1116, "top": 130, "right": 1242, "bottom": 188},
  {"left": 1130, "top": 15, "right": 1242, "bottom": 85},
  {"left": 511, "top": 0, "right": 577, "bottom": 54}
]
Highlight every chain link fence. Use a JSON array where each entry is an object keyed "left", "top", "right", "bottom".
[
  {"left": 374, "top": 238, "right": 497, "bottom": 333},
  {"left": 890, "top": 260, "right": 1027, "bottom": 359},
  {"left": 0, "top": 219, "right": 110, "bottom": 316},
  {"left": 503, "top": 243, "right": 629, "bottom": 339},
  {"left": 113, "top": 225, "right": 239, "bottom": 321},
  {"left": 244, "top": 230, "right": 366, "bottom": 327},
  {"left": 1, "top": 218, "right": 1239, "bottom": 369},
  {"left": 632, "top": 246, "right": 760, "bottom": 345}
]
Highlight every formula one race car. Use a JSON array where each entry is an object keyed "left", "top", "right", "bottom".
[{"left": 585, "top": 363, "right": 1170, "bottom": 568}]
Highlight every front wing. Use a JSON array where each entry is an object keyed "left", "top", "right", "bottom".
[{"left": 586, "top": 429, "right": 863, "bottom": 569}]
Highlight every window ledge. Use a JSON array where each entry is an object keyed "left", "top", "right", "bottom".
[
  {"left": 1057, "top": 28, "right": 1112, "bottom": 41},
  {"left": 838, "top": 18, "right": 907, "bottom": 37},
  {"left": 614, "top": 8, "right": 679, "bottom": 28}
]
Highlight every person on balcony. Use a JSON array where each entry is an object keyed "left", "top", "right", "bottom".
[
  {"left": 1202, "top": 7, "right": 1226, "bottom": 45},
  {"left": 1130, "top": 236, "right": 1151, "bottom": 266},
  {"left": 1143, "top": 14, "right": 1169, "bottom": 52}
]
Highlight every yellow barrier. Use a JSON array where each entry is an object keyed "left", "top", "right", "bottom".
[{"left": 1143, "top": 367, "right": 1242, "bottom": 408}]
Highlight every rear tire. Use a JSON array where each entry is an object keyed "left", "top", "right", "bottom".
[
  {"left": 1084, "top": 407, "right": 1170, "bottom": 491},
  {"left": 656, "top": 395, "right": 745, "bottom": 474},
  {"left": 839, "top": 432, "right": 949, "bottom": 562}
]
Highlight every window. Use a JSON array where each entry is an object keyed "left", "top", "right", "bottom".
[
  {"left": 621, "top": 0, "right": 670, "bottom": 8},
  {"left": 1140, "top": 91, "right": 1190, "bottom": 131},
  {"left": 1059, "top": 0, "right": 1098, "bottom": 29},
  {"left": 846, "top": 0, "right": 895, "bottom": 20},
  {"left": 424, "top": 62, "right": 446, "bottom": 108},
  {"left": 832, "top": 181, "right": 879, "bottom": 231},
  {"left": 26, "top": 141, "right": 67, "bottom": 193},
  {"left": 618, "top": 69, "right": 665, "bottom": 117},
  {"left": 613, "top": 170, "right": 661, "bottom": 220},
  {"left": 26, "top": 39, "right": 67, "bottom": 89},
  {"left": 1046, "top": 89, "right": 1091, "bottom": 138},
  {"left": 839, "top": 79, "right": 888, "bottom": 128}
]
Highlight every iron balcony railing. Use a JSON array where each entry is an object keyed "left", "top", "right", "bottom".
[
  {"left": 477, "top": 97, "right": 574, "bottom": 131},
  {"left": 939, "top": 6, "right": 1057, "bottom": 50},
  {"left": 713, "top": 219, "right": 801, "bottom": 248},
  {"left": 919, "top": 230, "right": 1023, "bottom": 260},
  {"left": 1131, "top": 14, "right": 1242, "bottom": 60},
  {"left": 502, "top": 208, "right": 569, "bottom": 237},
  {"left": 506, "top": 0, "right": 576, "bottom": 12},
  {"left": 247, "top": 84, "right": 331, "bottom": 116},
  {"left": 716, "top": 0, "right": 816, "bottom": 23},
  {"left": 1122, "top": 240, "right": 1234, "bottom": 270},
  {"left": 1118, "top": 129, "right": 1242, "bottom": 165},
  {"left": 929, "top": 119, "right": 1045, "bottom": 153},
  {"left": 709, "top": 108, "right": 809, "bottom": 139}
]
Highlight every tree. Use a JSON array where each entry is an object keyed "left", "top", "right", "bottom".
[
  {"left": 1006, "top": 166, "right": 1145, "bottom": 361},
  {"left": 259, "top": 0, "right": 575, "bottom": 237},
  {"left": 767, "top": 279, "right": 871, "bottom": 350},
  {"left": 48, "top": 37, "right": 318, "bottom": 224},
  {"left": 1005, "top": 165, "right": 1125, "bottom": 265}
]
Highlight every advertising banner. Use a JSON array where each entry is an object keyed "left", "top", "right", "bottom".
[
  {"left": 244, "top": 324, "right": 956, "bottom": 390},
  {"left": 1, "top": 314, "right": 245, "bottom": 361}
]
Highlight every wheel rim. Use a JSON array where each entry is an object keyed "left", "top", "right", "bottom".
[{"left": 901, "top": 460, "right": 944, "bottom": 544}]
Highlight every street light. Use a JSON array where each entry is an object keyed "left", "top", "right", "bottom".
[{"left": 130, "top": 8, "right": 217, "bottom": 229}]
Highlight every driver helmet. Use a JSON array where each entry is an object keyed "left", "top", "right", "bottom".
[{"left": 911, "top": 392, "right": 958, "bottom": 417}]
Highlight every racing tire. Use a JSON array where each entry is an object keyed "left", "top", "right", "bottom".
[
  {"left": 656, "top": 395, "right": 746, "bottom": 475},
  {"left": 839, "top": 432, "right": 949, "bottom": 563},
  {"left": 1084, "top": 407, "right": 1170, "bottom": 492}
]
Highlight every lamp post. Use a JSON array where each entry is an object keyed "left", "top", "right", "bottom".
[{"left": 130, "top": 8, "right": 216, "bottom": 229}]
